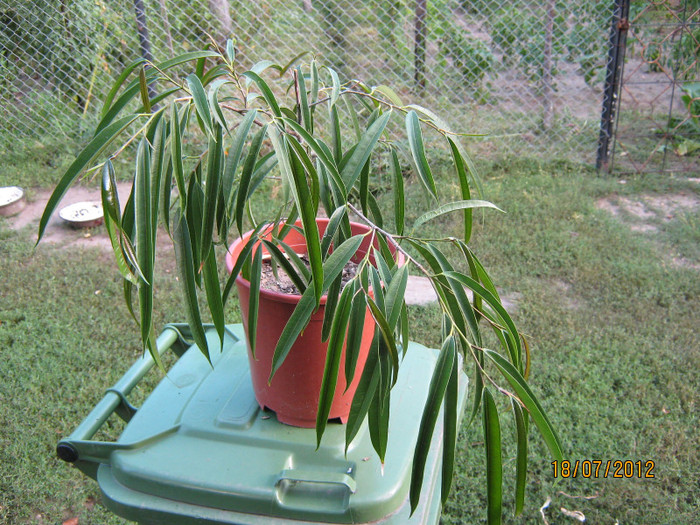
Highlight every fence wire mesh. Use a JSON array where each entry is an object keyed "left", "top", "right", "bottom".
[
  {"left": 608, "top": 0, "right": 700, "bottom": 173},
  {"left": 1, "top": 1, "right": 694, "bottom": 173}
]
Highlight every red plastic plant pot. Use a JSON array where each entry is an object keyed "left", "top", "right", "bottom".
[{"left": 225, "top": 218, "right": 402, "bottom": 428}]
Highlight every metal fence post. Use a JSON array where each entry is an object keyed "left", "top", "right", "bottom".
[{"left": 596, "top": 0, "right": 630, "bottom": 172}]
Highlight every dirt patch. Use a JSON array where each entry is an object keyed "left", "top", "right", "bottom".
[
  {"left": 596, "top": 192, "right": 700, "bottom": 226},
  {"left": 6, "top": 182, "right": 132, "bottom": 249},
  {"left": 597, "top": 192, "right": 700, "bottom": 270}
]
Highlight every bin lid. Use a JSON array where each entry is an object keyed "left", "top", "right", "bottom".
[{"left": 98, "top": 325, "right": 467, "bottom": 524}]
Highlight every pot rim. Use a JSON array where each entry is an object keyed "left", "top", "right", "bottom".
[{"left": 225, "top": 218, "right": 404, "bottom": 305}]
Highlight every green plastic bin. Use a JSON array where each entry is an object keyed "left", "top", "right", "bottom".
[{"left": 58, "top": 324, "right": 468, "bottom": 524}]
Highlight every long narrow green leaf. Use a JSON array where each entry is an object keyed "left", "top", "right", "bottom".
[
  {"left": 278, "top": 52, "right": 309, "bottom": 76},
  {"left": 321, "top": 275, "right": 343, "bottom": 343},
  {"left": 410, "top": 337, "right": 456, "bottom": 514},
  {"left": 242, "top": 71, "right": 282, "bottom": 117},
  {"left": 316, "top": 283, "right": 354, "bottom": 446},
  {"left": 444, "top": 271, "right": 521, "bottom": 366},
  {"left": 447, "top": 137, "right": 473, "bottom": 243},
  {"left": 296, "top": 66, "right": 312, "bottom": 132},
  {"left": 269, "top": 283, "right": 317, "bottom": 382},
  {"left": 366, "top": 297, "right": 399, "bottom": 382},
  {"left": 344, "top": 281, "right": 366, "bottom": 389},
  {"left": 391, "top": 149, "right": 405, "bottom": 236},
  {"left": 202, "top": 249, "right": 225, "bottom": 350},
  {"left": 96, "top": 82, "right": 151, "bottom": 136},
  {"left": 450, "top": 133, "right": 485, "bottom": 198},
  {"left": 186, "top": 73, "right": 213, "bottom": 136},
  {"left": 235, "top": 124, "right": 267, "bottom": 235},
  {"left": 310, "top": 60, "right": 319, "bottom": 122},
  {"left": 384, "top": 264, "right": 408, "bottom": 330},
  {"left": 36, "top": 115, "right": 139, "bottom": 244},
  {"left": 368, "top": 346, "right": 391, "bottom": 464},
  {"left": 369, "top": 266, "right": 385, "bottom": 312},
  {"left": 341, "top": 112, "right": 391, "bottom": 190},
  {"left": 224, "top": 109, "right": 258, "bottom": 212},
  {"left": 170, "top": 104, "right": 187, "bottom": 208},
  {"left": 186, "top": 171, "right": 205, "bottom": 281},
  {"left": 277, "top": 239, "right": 311, "bottom": 282},
  {"left": 330, "top": 104, "right": 342, "bottom": 164},
  {"left": 484, "top": 349, "right": 563, "bottom": 462},
  {"left": 441, "top": 350, "right": 459, "bottom": 505},
  {"left": 367, "top": 191, "right": 384, "bottom": 230},
  {"left": 404, "top": 103, "right": 453, "bottom": 134},
  {"left": 101, "top": 162, "right": 139, "bottom": 285},
  {"left": 288, "top": 146, "right": 323, "bottom": 307},
  {"left": 360, "top": 158, "right": 370, "bottom": 216},
  {"left": 161, "top": 161, "right": 173, "bottom": 236},
  {"left": 134, "top": 139, "right": 156, "bottom": 361},
  {"left": 247, "top": 245, "right": 263, "bottom": 358},
  {"left": 173, "top": 212, "right": 210, "bottom": 363},
  {"left": 320, "top": 205, "right": 347, "bottom": 258},
  {"left": 468, "top": 362, "right": 484, "bottom": 429},
  {"left": 262, "top": 240, "right": 307, "bottom": 294},
  {"left": 222, "top": 222, "right": 267, "bottom": 305},
  {"left": 201, "top": 63, "right": 228, "bottom": 88},
  {"left": 282, "top": 118, "right": 346, "bottom": 199},
  {"left": 413, "top": 200, "right": 502, "bottom": 232},
  {"left": 406, "top": 110, "right": 437, "bottom": 201},
  {"left": 429, "top": 247, "right": 481, "bottom": 346},
  {"left": 248, "top": 151, "right": 277, "bottom": 196},
  {"left": 328, "top": 66, "right": 341, "bottom": 108},
  {"left": 245, "top": 60, "right": 276, "bottom": 82},
  {"left": 483, "top": 389, "right": 503, "bottom": 525},
  {"left": 400, "top": 302, "right": 409, "bottom": 357},
  {"left": 286, "top": 136, "right": 320, "bottom": 215},
  {"left": 123, "top": 279, "right": 137, "bottom": 323},
  {"left": 150, "top": 116, "right": 167, "bottom": 242},
  {"left": 138, "top": 67, "right": 152, "bottom": 113},
  {"left": 102, "top": 58, "right": 145, "bottom": 118},
  {"left": 208, "top": 78, "right": 231, "bottom": 132},
  {"left": 373, "top": 84, "right": 404, "bottom": 107},
  {"left": 512, "top": 399, "right": 529, "bottom": 516},
  {"left": 135, "top": 87, "right": 180, "bottom": 115},
  {"left": 173, "top": 213, "right": 211, "bottom": 363},
  {"left": 345, "top": 343, "right": 380, "bottom": 451}
]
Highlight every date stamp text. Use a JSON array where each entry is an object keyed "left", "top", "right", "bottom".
[{"left": 552, "top": 460, "right": 655, "bottom": 479}]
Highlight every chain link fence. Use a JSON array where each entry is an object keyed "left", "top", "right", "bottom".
[
  {"left": 0, "top": 0, "right": 639, "bottom": 167},
  {"left": 605, "top": 0, "right": 700, "bottom": 174}
]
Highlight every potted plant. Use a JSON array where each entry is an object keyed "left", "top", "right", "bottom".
[{"left": 38, "top": 42, "right": 562, "bottom": 522}]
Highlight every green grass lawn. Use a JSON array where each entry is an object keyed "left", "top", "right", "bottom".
[{"left": 1, "top": 153, "right": 698, "bottom": 524}]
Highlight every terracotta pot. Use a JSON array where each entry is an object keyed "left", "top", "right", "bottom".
[{"left": 225, "top": 218, "right": 399, "bottom": 428}]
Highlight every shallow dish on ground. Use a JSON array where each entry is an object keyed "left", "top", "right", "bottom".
[
  {"left": 58, "top": 201, "right": 104, "bottom": 228},
  {"left": 0, "top": 186, "right": 26, "bottom": 217}
]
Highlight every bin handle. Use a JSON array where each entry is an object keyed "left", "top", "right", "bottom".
[
  {"left": 56, "top": 324, "right": 192, "bottom": 465},
  {"left": 276, "top": 469, "right": 357, "bottom": 493}
]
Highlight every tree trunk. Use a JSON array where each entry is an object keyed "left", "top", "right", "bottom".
[
  {"left": 208, "top": 0, "right": 233, "bottom": 45},
  {"left": 414, "top": 0, "right": 427, "bottom": 94}
]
